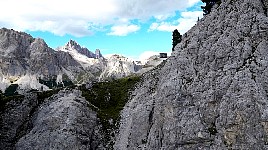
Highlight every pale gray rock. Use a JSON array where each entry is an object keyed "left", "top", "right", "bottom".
[
  {"left": 15, "top": 90, "right": 103, "bottom": 150},
  {"left": 98, "top": 54, "right": 164, "bottom": 81},
  {"left": 115, "top": 0, "right": 268, "bottom": 149},
  {"left": 99, "top": 54, "right": 141, "bottom": 80},
  {"left": 0, "top": 28, "right": 84, "bottom": 89},
  {"left": 64, "top": 40, "right": 100, "bottom": 59}
]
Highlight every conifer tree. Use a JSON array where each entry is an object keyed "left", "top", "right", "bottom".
[
  {"left": 201, "top": 0, "right": 221, "bottom": 15},
  {"left": 172, "top": 29, "right": 182, "bottom": 51}
]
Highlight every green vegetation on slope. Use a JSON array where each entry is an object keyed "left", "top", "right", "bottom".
[
  {"left": 0, "top": 91, "right": 24, "bottom": 112},
  {"left": 4, "top": 84, "right": 19, "bottom": 96},
  {"left": 38, "top": 76, "right": 74, "bottom": 89},
  {"left": 80, "top": 76, "right": 140, "bottom": 141}
]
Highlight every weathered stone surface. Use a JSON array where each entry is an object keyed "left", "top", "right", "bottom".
[
  {"left": 0, "top": 28, "right": 82, "bottom": 77},
  {"left": 0, "top": 90, "right": 106, "bottom": 150},
  {"left": 0, "top": 94, "right": 38, "bottom": 150},
  {"left": 14, "top": 90, "right": 103, "bottom": 150},
  {"left": 115, "top": 0, "right": 268, "bottom": 149}
]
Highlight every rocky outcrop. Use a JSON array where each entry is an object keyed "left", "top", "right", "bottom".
[
  {"left": 0, "top": 94, "right": 38, "bottom": 150},
  {"left": 16, "top": 90, "right": 103, "bottom": 149},
  {"left": 0, "top": 90, "right": 104, "bottom": 150},
  {"left": 29, "top": 38, "right": 81, "bottom": 76},
  {"left": 137, "top": 55, "right": 167, "bottom": 74},
  {"left": 115, "top": 0, "right": 268, "bottom": 149},
  {"left": 99, "top": 54, "right": 142, "bottom": 80}
]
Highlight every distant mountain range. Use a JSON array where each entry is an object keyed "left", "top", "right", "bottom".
[{"left": 0, "top": 28, "right": 166, "bottom": 93}]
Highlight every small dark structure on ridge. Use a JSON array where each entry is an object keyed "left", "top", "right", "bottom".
[{"left": 160, "top": 53, "right": 168, "bottom": 58}]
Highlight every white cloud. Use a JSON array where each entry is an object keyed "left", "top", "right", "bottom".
[
  {"left": 107, "top": 24, "right": 140, "bottom": 36},
  {"left": 117, "top": 0, "right": 200, "bottom": 19},
  {"left": 0, "top": 0, "right": 201, "bottom": 37},
  {"left": 148, "top": 11, "right": 203, "bottom": 34}
]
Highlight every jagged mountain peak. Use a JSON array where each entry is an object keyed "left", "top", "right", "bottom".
[
  {"left": 59, "top": 39, "right": 102, "bottom": 59},
  {"left": 66, "top": 39, "right": 83, "bottom": 50}
]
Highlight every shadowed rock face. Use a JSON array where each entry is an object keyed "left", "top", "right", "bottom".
[
  {"left": 115, "top": 0, "right": 268, "bottom": 149},
  {"left": 0, "top": 28, "right": 82, "bottom": 77},
  {"left": 0, "top": 94, "right": 38, "bottom": 150}
]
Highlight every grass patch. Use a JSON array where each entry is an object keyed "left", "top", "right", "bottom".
[
  {"left": 4, "top": 84, "right": 19, "bottom": 96},
  {"left": 79, "top": 76, "right": 140, "bottom": 145}
]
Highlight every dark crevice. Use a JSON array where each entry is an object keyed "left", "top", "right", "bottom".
[
  {"left": 208, "top": 122, "right": 218, "bottom": 136},
  {"left": 148, "top": 106, "right": 154, "bottom": 125},
  {"left": 236, "top": 45, "right": 258, "bottom": 74},
  {"left": 144, "top": 103, "right": 155, "bottom": 145},
  {"left": 159, "top": 127, "right": 164, "bottom": 148},
  {"left": 260, "top": 0, "right": 268, "bottom": 16}
]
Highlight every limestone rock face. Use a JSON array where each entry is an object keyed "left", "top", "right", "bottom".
[
  {"left": 115, "top": 0, "right": 268, "bottom": 149},
  {"left": 0, "top": 94, "right": 38, "bottom": 150},
  {"left": 99, "top": 54, "right": 141, "bottom": 80},
  {"left": 64, "top": 40, "right": 102, "bottom": 59},
  {"left": 0, "top": 29, "right": 82, "bottom": 77},
  {"left": 0, "top": 28, "right": 84, "bottom": 91},
  {"left": 29, "top": 38, "right": 81, "bottom": 76},
  {"left": 0, "top": 90, "right": 104, "bottom": 150},
  {"left": 15, "top": 90, "right": 103, "bottom": 150}
]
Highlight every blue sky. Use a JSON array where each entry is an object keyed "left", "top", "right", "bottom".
[{"left": 0, "top": 0, "right": 203, "bottom": 60}]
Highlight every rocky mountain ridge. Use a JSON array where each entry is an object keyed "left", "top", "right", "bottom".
[
  {"left": 114, "top": 0, "right": 268, "bottom": 149},
  {"left": 0, "top": 28, "right": 165, "bottom": 93}
]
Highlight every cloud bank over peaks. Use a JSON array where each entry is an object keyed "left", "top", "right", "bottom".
[{"left": 0, "top": 0, "right": 201, "bottom": 37}]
